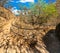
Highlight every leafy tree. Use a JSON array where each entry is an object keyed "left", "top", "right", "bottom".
[
  {"left": 43, "top": 3, "right": 57, "bottom": 16},
  {"left": 27, "top": 0, "right": 57, "bottom": 25},
  {"left": 30, "top": 0, "right": 47, "bottom": 16},
  {"left": 26, "top": 0, "right": 48, "bottom": 25}
]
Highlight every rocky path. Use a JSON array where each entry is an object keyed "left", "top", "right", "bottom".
[{"left": 0, "top": 6, "right": 60, "bottom": 53}]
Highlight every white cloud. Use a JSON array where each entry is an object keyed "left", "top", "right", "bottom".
[
  {"left": 11, "top": 7, "right": 16, "bottom": 10},
  {"left": 12, "top": 9, "right": 20, "bottom": 15},
  {"left": 10, "top": 7, "right": 20, "bottom": 15},
  {"left": 16, "top": 0, "right": 34, "bottom": 3}
]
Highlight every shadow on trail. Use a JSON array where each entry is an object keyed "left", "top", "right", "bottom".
[
  {"left": 29, "top": 41, "right": 41, "bottom": 53},
  {"left": 43, "top": 29, "right": 60, "bottom": 53}
]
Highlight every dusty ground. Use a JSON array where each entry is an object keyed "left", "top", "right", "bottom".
[{"left": 0, "top": 6, "right": 59, "bottom": 53}]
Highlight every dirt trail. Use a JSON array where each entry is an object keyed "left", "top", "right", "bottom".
[{"left": 0, "top": 6, "right": 60, "bottom": 53}]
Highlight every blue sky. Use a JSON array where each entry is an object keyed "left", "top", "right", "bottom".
[
  {"left": 4, "top": 0, "right": 56, "bottom": 15},
  {"left": 5, "top": 0, "right": 56, "bottom": 10}
]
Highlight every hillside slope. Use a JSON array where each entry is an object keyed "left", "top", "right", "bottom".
[{"left": 0, "top": 6, "right": 59, "bottom": 53}]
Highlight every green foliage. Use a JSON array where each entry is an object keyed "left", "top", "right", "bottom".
[
  {"left": 18, "top": 0, "right": 58, "bottom": 25},
  {"left": 26, "top": 0, "right": 47, "bottom": 25},
  {"left": 27, "top": 1, "right": 57, "bottom": 25},
  {"left": 30, "top": 0, "right": 47, "bottom": 16},
  {"left": 43, "top": 3, "right": 57, "bottom": 16}
]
